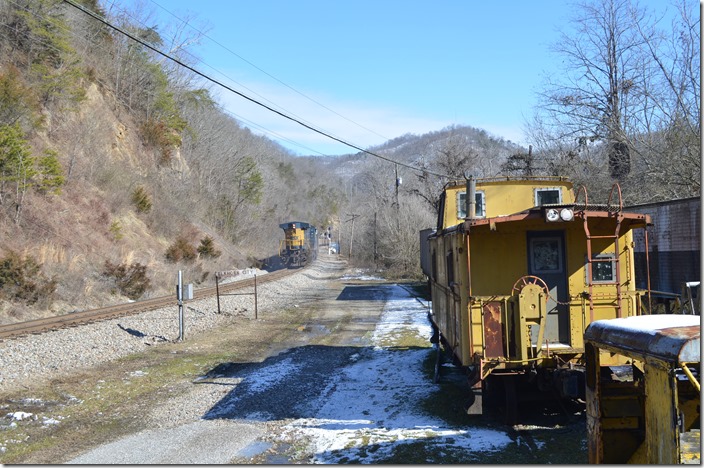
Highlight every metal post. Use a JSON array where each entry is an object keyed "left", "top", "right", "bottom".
[
  {"left": 177, "top": 270, "right": 184, "bottom": 341},
  {"left": 395, "top": 165, "right": 401, "bottom": 231},
  {"left": 374, "top": 212, "right": 378, "bottom": 268},
  {"left": 254, "top": 274, "right": 258, "bottom": 319},
  {"left": 465, "top": 174, "right": 476, "bottom": 219},
  {"left": 347, "top": 213, "right": 358, "bottom": 259},
  {"left": 215, "top": 273, "right": 221, "bottom": 314}
]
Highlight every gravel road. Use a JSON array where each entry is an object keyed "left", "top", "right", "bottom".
[
  {"left": 63, "top": 252, "right": 407, "bottom": 464},
  {"left": 1, "top": 251, "right": 588, "bottom": 464}
]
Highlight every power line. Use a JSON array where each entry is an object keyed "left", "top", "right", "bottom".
[
  {"left": 220, "top": 107, "right": 329, "bottom": 156},
  {"left": 0, "top": 0, "right": 329, "bottom": 159},
  {"left": 61, "top": 0, "right": 449, "bottom": 179},
  {"left": 1, "top": 0, "right": 328, "bottom": 156},
  {"left": 147, "top": 0, "right": 392, "bottom": 144},
  {"left": 99, "top": 1, "right": 313, "bottom": 127},
  {"left": 103, "top": 0, "right": 352, "bottom": 144},
  {"left": 101, "top": 2, "right": 341, "bottom": 155}
]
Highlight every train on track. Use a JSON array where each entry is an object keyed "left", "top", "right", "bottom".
[
  {"left": 420, "top": 176, "right": 663, "bottom": 422},
  {"left": 279, "top": 221, "right": 318, "bottom": 268}
]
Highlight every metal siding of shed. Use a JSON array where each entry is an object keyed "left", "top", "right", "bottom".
[{"left": 627, "top": 198, "right": 701, "bottom": 294}]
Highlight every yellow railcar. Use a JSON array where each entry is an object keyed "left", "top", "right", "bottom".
[
  {"left": 584, "top": 315, "right": 700, "bottom": 464},
  {"left": 426, "top": 176, "right": 653, "bottom": 421}
]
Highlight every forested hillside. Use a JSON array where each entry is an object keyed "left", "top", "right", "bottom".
[
  {"left": 0, "top": 0, "right": 350, "bottom": 323},
  {"left": 0, "top": 0, "right": 698, "bottom": 324}
]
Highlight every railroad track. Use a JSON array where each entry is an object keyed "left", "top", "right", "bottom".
[{"left": 0, "top": 267, "right": 297, "bottom": 341}]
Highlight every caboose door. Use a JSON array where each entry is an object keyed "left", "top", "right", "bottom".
[{"left": 526, "top": 231, "right": 570, "bottom": 345}]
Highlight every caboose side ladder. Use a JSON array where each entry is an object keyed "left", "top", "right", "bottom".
[{"left": 578, "top": 184, "right": 625, "bottom": 322}]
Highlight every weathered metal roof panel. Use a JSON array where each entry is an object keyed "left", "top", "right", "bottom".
[{"left": 584, "top": 315, "right": 701, "bottom": 363}]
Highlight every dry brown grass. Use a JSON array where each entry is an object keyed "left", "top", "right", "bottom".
[{"left": 0, "top": 77, "right": 267, "bottom": 325}]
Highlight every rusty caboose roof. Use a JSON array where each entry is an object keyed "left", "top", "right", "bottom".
[
  {"left": 584, "top": 315, "right": 701, "bottom": 364},
  {"left": 458, "top": 206, "right": 651, "bottom": 232}
]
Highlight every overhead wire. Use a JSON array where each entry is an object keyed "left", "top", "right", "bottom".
[
  {"left": 220, "top": 105, "right": 330, "bottom": 156},
  {"left": 4, "top": 0, "right": 444, "bottom": 177},
  {"left": 0, "top": 0, "right": 327, "bottom": 156},
  {"left": 146, "top": 0, "right": 392, "bottom": 144},
  {"left": 98, "top": 1, "right": 334, "bottom": 156},
  {"left": 59, "top": 0, "right": 449, "bottom": 179},
  {"left": 102, "top": 0, "right": 343, "bottom": 145}
]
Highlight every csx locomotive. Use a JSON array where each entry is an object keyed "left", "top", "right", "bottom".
[
  {"left": 421, "top": 176, "right": 654, "bottom": 422},
  {"left": 279, "top": 221, "right": 317, "bottom": 268}
]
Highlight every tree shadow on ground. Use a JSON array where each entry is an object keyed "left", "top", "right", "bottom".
[
  {"left": 198, "top": 342, "right": 586, "bottom": 463},
  {"left": 200, "top": 344, "right": 375, "bottom": 422},
  {"left": 336, "top": 285, "right": 393, "bottom": 301}
]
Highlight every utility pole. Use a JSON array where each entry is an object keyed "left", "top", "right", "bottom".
[
  {"left": 374, "top": 212, "right": 378, "bottom": 269},
  {"left": 395, "top": 164, "right": 402, "bottom": 231},
  {"left": 395, "top": 164, "right": 400, "bottom": 210},
  {"left": 346, "top": 213, "right": 360, "bottom": 259}
]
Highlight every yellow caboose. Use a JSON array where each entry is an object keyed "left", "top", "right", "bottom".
[{"left": 425, "top": 176, "right": 652, "bottom": 420}]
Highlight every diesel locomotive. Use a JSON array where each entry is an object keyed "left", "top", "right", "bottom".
[{"left": 279, "top": 221, "right": 317, "bottom": 268}]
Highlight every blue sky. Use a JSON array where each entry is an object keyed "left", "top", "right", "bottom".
[{"left": 112, "top": 1, "right": 579, "bottom": 155}]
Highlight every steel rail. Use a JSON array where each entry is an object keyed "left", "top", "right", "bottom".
[{"left": 0, "top": 268, "right": 297, "bottom": 341}]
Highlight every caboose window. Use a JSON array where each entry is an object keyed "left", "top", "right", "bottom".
[
  {"left": 587, "top": 254, "right": 616, "bottom": 283},
  {"left": 431, "top": 249, "right": 437, "bottom": 280},
  {"left": 529, "top": 237, "right": 563, "bottom": 273},
  {"left": 457, "top": 191, "right": 485, "bottom": 219},
  {"left": 535, "top": 188, "right": 561, "bottom": 206},
  {"left": 446, "top": 250, "right": 454, "bottom": 286}
]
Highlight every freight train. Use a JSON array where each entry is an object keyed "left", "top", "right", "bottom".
[
  {"left": 421, "top": 176, "right": 655, "bottom": 422},
  {"left": 279, "top": 221, "right": 317, "bottom": 268}
]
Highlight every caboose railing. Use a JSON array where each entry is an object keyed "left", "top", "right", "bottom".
[{"left": 577, "top": 183, "right": 626, "bottom": 321}]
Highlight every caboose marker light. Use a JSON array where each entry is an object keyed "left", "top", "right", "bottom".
[
  {"left": 546, "top": 208, "right": 560, "bottom": 222},
  {"left": 560, "top": 208, "right": 574, "bottom": 221}
]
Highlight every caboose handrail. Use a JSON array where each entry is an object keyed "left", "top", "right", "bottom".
[
  {"left": 607, "top": 182, "right": 624, "bottom": 212},
  {"left": 574, "top": 184, "right": 589, "bottom": 208},
  {"left": 679, "top": 362, "right": 701, "bottom": 392}
]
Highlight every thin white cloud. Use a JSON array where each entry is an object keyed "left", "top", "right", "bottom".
[
  {"left": 214, "top": 81, "right": 481, "bottom": 155},
  {"left": 212, "top": 78, "right": 526, "bottom": 156}
]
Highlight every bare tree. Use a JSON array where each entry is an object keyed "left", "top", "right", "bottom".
[
  {"left": 409, "top": 130, "right": 488, "bottom": 215},
  {"left": 535, "top": 0, "right": 650, "bottom": 181},
  {"left": 375, "top": 197, "right": 435, "bottom": 275},
  {"left": 626, "top": 0, "right": 700, "bottom": 198},
  {"left": 530, "top": 0, "right": 699, "bottom": 201}
]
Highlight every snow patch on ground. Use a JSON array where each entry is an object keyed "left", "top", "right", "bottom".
[
  {"left": 340, "top": 269, "right": 385, "bottom": 281},
  {"left": 246, "top": 357, "right": 302, "bottom": 394},
  {"left": 280, "top": 284, "right": 512, "bottom": 463},
  {"left": 6, "top": 412, "right": 33, "bottom": 421}
]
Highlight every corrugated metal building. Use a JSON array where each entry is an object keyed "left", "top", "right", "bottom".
[{"left": 626, "top": 197, "right": 701, "bottom": 297}]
